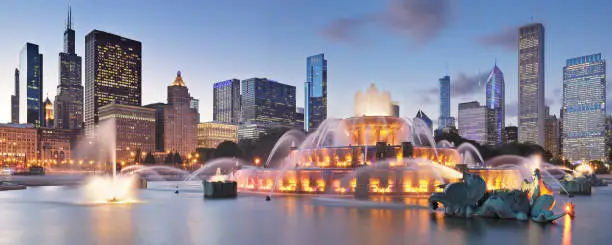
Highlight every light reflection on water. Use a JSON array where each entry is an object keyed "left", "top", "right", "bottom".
[{"left": 0, "top": 185, "right": 608, "bottom": 245}]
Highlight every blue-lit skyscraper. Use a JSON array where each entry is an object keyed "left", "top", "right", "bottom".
[
  {"left": 562, "top": 53, "right": 606, "bottom": 162},
  {"left": 213, "top": 79, "right": 241, "bottom": 124},
  {"left": 241, "top": 78, "right": 296, "bottom": 127},
  {"left": 486, "top": 64, "right": 505, "bottom": 146},
  {"left": 305, "top": 54, "right": 327, "bottom": 132},
  {"left": 19, "top": 43, "right": 44, "bottom": 127},
  {"left": 438, "top": 76, "right": 454, "bottom": 129}
]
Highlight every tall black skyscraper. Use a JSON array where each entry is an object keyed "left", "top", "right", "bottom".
[
  {"left": 241, "top": 78, "right": 296, "bottom": 127},
  {"left": 54, "top": 7, "right": 84, "bottom": 129},
  {"left": 19, "top": 43, "right": 43, "bottom": 127},
  {"left": 84, "top": 30, "right": 142, "bottom": 137},
  {"left": 11, "top": 68, "right": 19, "bottom": 124}
]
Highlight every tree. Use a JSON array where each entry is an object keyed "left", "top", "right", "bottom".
[
  {"left": 238, "top": 139, "right": 256, "bottom": 160},
  {"left": 143, "top": 152, "right": 156, "bottom": 164},
  {"left": 173, "top": 152, "right": 182, "bottom": 164},
  {"left": 195, "top": 148, "right": 215, "bottom": 163},
  {"left": 215, "top": 141, "right": 244, "bottom": 159},
  {"left": 133, "top": 148, "right": 143, "bottom": 164},
  {"left": 164, "top": 152, "right": 174, "bottom": 164}
]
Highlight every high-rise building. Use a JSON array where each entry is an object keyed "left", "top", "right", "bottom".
[
  {"left": 241, "top": 78, "right": 296, "bottom": 128},
  {"left": 19, "top": 43, "right": 44, "bottom": 127},
  {"left": 11, "top": 69, "right": 19, "bottom": 124},
  {"left": 438, "top": 75, "right": 455, "bottom": 129},
  {"left": 415, "top": 110, "right": 433, "bottom": 132},
  {"left": 84, "top": 30, "right": 142, "bottom": 138},
  {"left": 392, "top": 102, "right": 400, "bottom": 118},
  {"left": 213, "top": 79, "right": 240, "bottom": 124},
  {"left": 144, "top": 103, "right": 166, "bottom": 152},
  {"left": 504, "top": 126, "right": 518, "bottom": 144},
  {"left": 164, "top": 71, "right": 199, "bottom": 157},
  {"left": 197, "top": 122, "right": 238, "bottom": 149},
  {"left": 544, "top": 114, "right": 560, "bottom": 159},
  {"left": 98, "top": 102, "right": 155, "bottom": 163},
  {"left": 562, "top": 53, "right": 606, "bottom": 162},
  {"left": 54, "top": 7, "right": 84, "bottom": 130},
  {"left": 606, "top": 115, "right": 612, "bottom": 162},
  {"left": 485, "top": 64, "right": 505, "bottom": 146},
  {"left": 238, "top": 121, "right": 270, "bottom": 140},
  {"left": 458, "top": 101, "right": 488, "bottom": 144},
  {"left": 305, "top": 54, "right": 327, "bottom": 132},
  {"left": 518, "top": 23, "right": 545, "bottom": 145},
  {"left": 43, "top": 98, "right": 54, "bottom": 128}
]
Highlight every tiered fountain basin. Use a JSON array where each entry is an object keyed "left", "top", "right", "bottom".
[{"left": 234, "top": 115, "right": 526, "bottom": 196}]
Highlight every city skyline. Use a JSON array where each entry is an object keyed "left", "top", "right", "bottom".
[{"left": 1, "top": 1, "right": 612, "bottom": 127}]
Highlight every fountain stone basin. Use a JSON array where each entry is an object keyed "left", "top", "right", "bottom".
[{"left": 203, "top": 180, "right": 237, "bottom": 199}]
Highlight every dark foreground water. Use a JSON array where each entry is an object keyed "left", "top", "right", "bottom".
[{"left": 0, "top": 182, "right": 610, "bottom": 245}]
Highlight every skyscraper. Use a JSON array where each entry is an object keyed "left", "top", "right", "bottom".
[
  {"left": 485, "top": 64, "right": 505, "bottom": 146},
  {"left": 504, "top": 126, "right": 518, "bottom": 144},
  {"left": 438, "top": 76, "right": 454, "bottom": 129},
  {"left": 43, "top": 97, "right": 54, "bottom": 128},
  {"left": 54, "top": 7, "right": 84, "bottom": 130},
  {"left": 11, "top": 69, "right": 19, "bottom": 124},
  {"left": 544, "top": 114, "right": 559, "bottom": 159},
  {"left": 562, "top": 53, "right": 606, "bottom": 162},
  {"left": 213, "top": 79, "right": 240, "bottom": 124},
  {"left": 241, "top": 78, "right": 296, "bottom": 127},
  {"left": 164, "top": 71, "right": 199, "bottom": 157},
  {"left": 518, "top": 23, "right": 545, "bottom": 145},
  {"left": 305, "top": 54, "right": 327, "bottom": 132},
  {"left": 458, "top": 101, "right": 488, "bottom": 144},
  {"left": 19, "top": 43, "right": 44, "bottom": 127},
  {"left": 84, "top": 30, "right": 142, "bottom": 138}
]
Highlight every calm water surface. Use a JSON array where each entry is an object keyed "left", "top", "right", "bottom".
[{"left": 0, "top": 182, "right": 610, "bottom": 245}]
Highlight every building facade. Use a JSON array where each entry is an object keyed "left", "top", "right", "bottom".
[
  {"left": 438, "top": 75, "right": 455, "bottom": 129},
  {"left": 197, "top": 122, "right": 238, "bottom": 149},
  {"left": 38, "top": 128, "right": 74, "bottom": 165},
  {"left": 213, "top": 79, "right": 241, "bottom": 124},
  {"left": 238, "top": 121, "right": 270, "bottom": 140},
  {"left": 504, "top": 126, "right": 518, "bottom": 144},
  {"left": 458, "top": 101, "right": 488, "bottom": 144},
  {"left": 54, "top": 8, "right": 84, "bottom": 130},
  {"left": 19, "top": 43, "right": 44, "bottom": 127},
  {"left": 11, "top": 69, "right": 19, "bottom": 124},
  {"left": 241, "top": 78, "right": 297, "bottom": 128},
  {"left": 518, "top": 23, "right": 545, "bottom": 145},
  {"left": 485, "top": 64, "right": 505, "bottom": 146},
  {"left": 544, "top": 114, "right": 560, "bottom": 159},
  {"left": 43, "top": 98, "right": 54, "bottom": 128},
  {"left": 164, "top": 71, "right": 199, "bottom": 157},
  {"left": 144, "top": 103, "right": 166, "bottom": 152},
  {"left": 562, "top": 53, "right": 606, "bottom": 162},
  {"left": 84, "top": 30, "right": 142, "bottom": 138},
  {"left": 392, "top": 102, "right": 400, "bottom": 118},
  {"left": 98, "top": 103, "right": 155, "bottom": 163},
  {"left": 305, "top": 54, "right": 327, "bottom": 132},
  {"left": 0, "top": 124, "right": 38, "bottom": 166}
]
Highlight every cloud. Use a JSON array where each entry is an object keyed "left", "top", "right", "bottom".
[
  {"left": 479, "top": 27, "right": 517, "bottom": 50},
  {"left": 320, "top": 0, "right": 452, "bottom": 44},
  {"left": 452, "top": 71, "right": 489, "bottom": 97}
]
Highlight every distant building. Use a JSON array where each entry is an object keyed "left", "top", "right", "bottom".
[
  {"left": 606, "top": 115, "right": 612, "bottom": 162},
  {"left": 238, "top": 121, "right": 270, "bottom": 140},
  {"left": 197, "top": 122, "right": 238, "bottom": 148},
  {"left": 415, "top": 110, "right": 433, "bottom": 132},
  {"left": 518, "top": 23, "right": 545, "bottom": 145},
  {"left": 504, "top": 126, "right": 518, "bottom": 144},
  {"left": 486, "top": 64, "right": 505, "bottom": 146},
  {"left": 43, "top": 98, "right": 54, "bottom": 128},
  {"left": 11, "top": 69, "right": 19, "bottom": 124},
  {"left": 458, "top": 101, "right": 488, "bottom": 144},
  {"left": 562, "top": 53, "right": 606, "bottom": 162},
  {"left": 544, "top": 114, "right": 560, "bottom": 159},
  {"left": 0, "top": 124, "right": 38, "bottom": 166},
  {"left": 213, "top": 79, "right": 241, "bottom": 124},
  {"left": 295, "top": 109, "right": 304, "bottom": 129},
  {"left": 19, "top": 43, "right": 44, "bottom": 127},
  {"left": 98, "top": 102, "right": 156, "bottom": 163},
  {"left": 163, "top": 71, "right": 199, "bottom": 157},
  {"left": 392, "top": 102, "right": 400, "bottom": 118},
  {"left": 305, "top": 54, "right": 327, "bottom": 132},
  {"left": 438, "top": 76, "right": 455, "bottom": 129},
  {"left": 38, "top": 128, "right": 76, "bottom": 165},
  {"left": 241, "top": 78, "right": 297, "bottom": 128},
  {"left": 85, "top": 30, "right": 142, "bottom": 138},
  {"left": 144, "top": 103, "right": 166, "bottom": 152},
  {"left": 54, "top": 7, "right": 84, "bottom": 130}
]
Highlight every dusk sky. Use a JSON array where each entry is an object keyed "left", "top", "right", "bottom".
[{"left": 1, "top": 0, "right": 611, "bottom": 127}]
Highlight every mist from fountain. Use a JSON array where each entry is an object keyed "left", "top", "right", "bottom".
[
  {"left": 457, "top": 142, "right": 485, "bottom": 167},
  {"left": 485, "top": 154, "right": 571, "bottom": 194}
]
